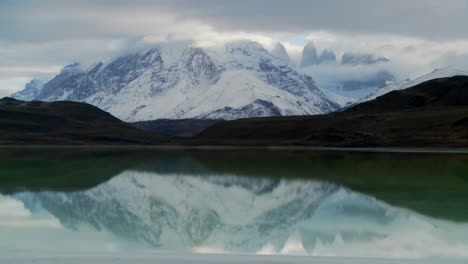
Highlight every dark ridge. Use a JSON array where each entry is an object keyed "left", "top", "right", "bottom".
[
  {"left": 195, "top": 76, "right": 468, "bottom": 147},
  {"left": 453, "top": 117, "right": 468, "bottom": 128},
  {"left": 347, "top": 75, "right": 468, "bottom": 112},
  {"left": 0, "top": 98, "right": 166, "bottom": 145}
]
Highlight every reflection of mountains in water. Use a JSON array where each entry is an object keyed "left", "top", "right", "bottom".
[
  {"left": 3, "top": 149, "right": 468, "bottom": 223},
  {"left": 14, "top": 171, "right": 468, "bottom": 257}
]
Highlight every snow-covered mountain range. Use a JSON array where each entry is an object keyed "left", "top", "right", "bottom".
[
  {"left": 12, "top": 39, "right": 466, "bottom": 121},
  {"left": 12, "top": 171, "right": 468, "bottom": 257},
  {"left": 12, "top": 41, "right": 339, "bottom": 121}
]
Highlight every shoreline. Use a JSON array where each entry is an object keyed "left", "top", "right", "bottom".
[
  {"left": 1, "top": 252, "right": 466, "bottom": 264},
  {"left": 1, "top": 145, "right": 468, "bottom": 154}
]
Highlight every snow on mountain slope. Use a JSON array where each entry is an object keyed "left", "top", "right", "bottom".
[
  {"left": 10, "top": 79, "right": 45, "bottom": 101},
  {"left": 358, "top": 67, "right": 468, "bottom": 104},
  {"left": 17, "top": 41, "right": 339, "bottom": 121},
  {"left": 321, "top": 89, "right": 354, "bottom": 108},
  {"left": 179, "top": 70, "right": 324, "bottom": 119},
  {"left": 12, "top": 171, "right": 468, "bottom": 258}
]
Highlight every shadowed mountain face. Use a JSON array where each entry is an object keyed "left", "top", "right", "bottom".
[
  {"left": 196, "top": 76, "right": 468, "bottom": 147},
  {"left": 0, "top": 98, "right": 165, "bottom": 145}
]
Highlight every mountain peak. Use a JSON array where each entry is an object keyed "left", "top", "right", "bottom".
[
  {"left": 60, "top": 62, "right": 82, "bottom": 75},
  {"left": 300, "top": 41, "right": 319, "bottom": 67},
  {"left": 318, "top": 49, "right": 337, "bottom": 64},
  {"left": 304, "top": 41, "right": 316, "bottom": 49},
  {"left": 271, "top": 42, "right": 292, "bottom": 64},
  {"left": 226, "top": 40, "right": 267, "bottom": 53}
]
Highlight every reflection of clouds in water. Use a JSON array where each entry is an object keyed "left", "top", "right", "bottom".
[
  {"left": 2, "top": 171, "right": 468, "bottom": 260},
  {"left": 307, "top": 215, "right": 468, "bottom": 258},
  {"left": 4, "top": 253, "right": 465, "bottom": 264},
  {"left": 0, "top": 196, "right": 30, "bottom": 217},
  {"left": 0, "top": 195, "right": 61, "bottom": 228},
  {"left": 0, "top": 194, "right": 146, "bottom": 254}
]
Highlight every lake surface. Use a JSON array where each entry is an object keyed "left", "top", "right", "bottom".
[{"left": 1, "top": 148, "right": 468, "bottom": 263}]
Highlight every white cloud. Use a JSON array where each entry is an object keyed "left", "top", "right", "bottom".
[
  {"left": 1, "top": 0, "right": 468, "bottom": 94},
  {"left": 304, "top": 32, "right": 468, "bottom": 78},
  {"left": 0, "top": 78, "right": 31, "bottom": 97}
]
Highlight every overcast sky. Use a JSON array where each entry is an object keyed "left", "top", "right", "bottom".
[{"left": 2, "top": 0, "right": 468, "bottom": 96}]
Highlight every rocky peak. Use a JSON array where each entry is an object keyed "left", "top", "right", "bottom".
[
  {"left": 225, "top": 40, "right": 268, "bottom": 55},
  {"left": 271, "top": 42, "right": 292, "bottom": 64},
  {"left": 300, "top": 41, "right": 319, "bottom": 67},
  {"left": 178, "top": 47, "right": 221, "bottom": 83},
  {"left": 318, "top": 49, "right": 337, "bottom": 64},
  {"left": 59, "top": 62, "right": 83, "bottom": 76}
]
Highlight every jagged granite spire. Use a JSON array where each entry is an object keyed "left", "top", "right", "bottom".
[
  {"left": 300, "top": 41, "right": 319, "bottom": 67},
  {"left": 318, "top": 49, "right": 337, "bottom": 64},
  {"left": 271, "top": 42, "right": 292, "bottom": 64}
]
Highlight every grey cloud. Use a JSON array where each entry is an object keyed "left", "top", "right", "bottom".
[
  {"left": 2, "top": 0, "right": 468, "bottom": 44},
  {"left": 161, "top": 0, "right": 468, "bottom": 40},
  {"left": 1, "top": 0, "right": 468, "bottom": 94},
  {"left": 433, "top": 52, "right": 468, "bottom": 70},
  {"left": 0, "top": 88, "right": 19, "bottom": 98}
]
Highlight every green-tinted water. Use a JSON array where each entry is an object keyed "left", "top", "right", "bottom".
[
  {"left": 1, "top": 148, "right": 468, "bottom": 260},
  {"left": 1, "top": 148, "right": 467, "bottom": 221}
]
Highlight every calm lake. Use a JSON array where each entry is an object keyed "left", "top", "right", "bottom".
[{"left": 1, "top": 148, "right": 468, "bottom": 263}]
